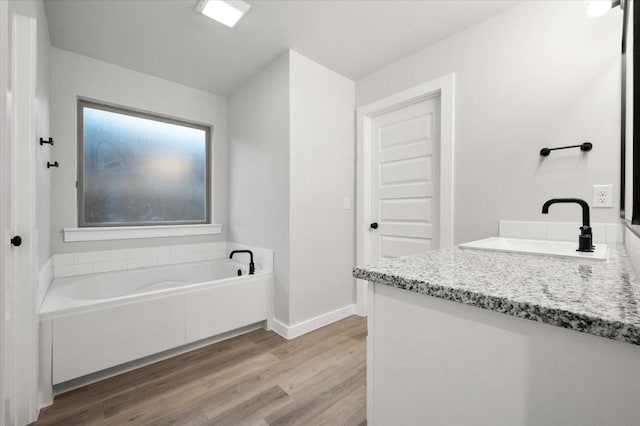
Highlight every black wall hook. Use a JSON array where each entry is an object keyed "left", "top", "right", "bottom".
[
  {"left": 540, "top": 142, "right": 592, "bottom": 157},
  {"left": 39, "top": 137, "right": 54, "bottom": 146},
  {"left": 47, "top": 161, "right": 59, "bottom": 168}
]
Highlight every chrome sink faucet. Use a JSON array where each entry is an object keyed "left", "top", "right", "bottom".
[{"left": 541, "top": 198, "right": 594, "bottom": 252}]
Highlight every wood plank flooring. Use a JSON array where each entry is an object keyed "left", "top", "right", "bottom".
[{"left": 36, "top": 315, "right": 367, "bottom": 426}]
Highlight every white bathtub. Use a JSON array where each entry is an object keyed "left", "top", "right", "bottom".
[
  {"left": 40, "top": 258, "right": 273, "bottom": 385},
  {"left": 41, "top": 259, "right": 255, "bottom": 318}
]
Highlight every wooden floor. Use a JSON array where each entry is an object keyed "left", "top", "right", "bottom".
[{"left": 36, "top": 315, "right": 367, "bottom": 426}]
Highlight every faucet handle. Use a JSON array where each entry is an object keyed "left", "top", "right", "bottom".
[
  {"left": 579, "top": 225, "right": 592, "bottom": 235},
  {"left": 578, "top": 226, "right": 595, "bottom": 252}
]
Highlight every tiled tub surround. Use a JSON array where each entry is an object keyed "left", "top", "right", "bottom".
[
  {"left": 499, "top": 220, "right": 624, "bottom": 243},
  {"left": 353, "top": 245, "right": 640, "bottom": 345},
  {"left": 52, "top": 242, "right": 228, "bottom": 277}
]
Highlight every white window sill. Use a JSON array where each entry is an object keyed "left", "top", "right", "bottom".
[{"left": 63, "top": 224, "right": 223, "bottom": 242}]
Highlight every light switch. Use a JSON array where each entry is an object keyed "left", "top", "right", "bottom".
[{"left": 343, "top": 196, "right": 351, "bottom": 210}]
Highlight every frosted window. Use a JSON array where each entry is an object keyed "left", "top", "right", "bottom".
[{"left": 79, "top": 102, "right": 210, "bottom": 226}]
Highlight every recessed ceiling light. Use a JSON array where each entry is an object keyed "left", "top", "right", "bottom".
[
  {"left": 587, "top": 0, "right": 612, "bottom": 17},
  {"left": 196, "top": 0, "right": 251, "bottom": 28}
]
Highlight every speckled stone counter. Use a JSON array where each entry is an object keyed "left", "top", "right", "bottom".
[{"left": 353, "top": 245, "right": 640, "bottom": 345}]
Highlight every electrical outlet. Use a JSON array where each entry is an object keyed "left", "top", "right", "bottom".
[{"left": 593, "top": 184, "right": 613, "bottom": 208}]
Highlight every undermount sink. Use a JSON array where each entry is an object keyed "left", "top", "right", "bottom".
[{"left": 459, "top": 237, "right": 609, "bottom": 261}]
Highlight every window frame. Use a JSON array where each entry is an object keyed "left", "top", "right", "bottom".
[{"left": 77, "top": 99, "right": 212, "bottom": 228}]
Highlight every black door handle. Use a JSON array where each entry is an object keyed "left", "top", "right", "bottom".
[
  {"left": 10, "top": 236, "right": 22, "bottom": 247},
  {"left": 370, "top": 222, "right": 379, "bottom": 230}
]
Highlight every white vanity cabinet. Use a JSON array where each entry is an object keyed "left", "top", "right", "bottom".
[{"left": 367, "top": 283, "right": 640, "bottom": 426}]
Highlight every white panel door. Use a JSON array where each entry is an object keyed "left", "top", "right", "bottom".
[
  {"left": 370, "top": 96, "right": 440, "bottom": 261},
  {"left": 0, "top": 3, "right": 15, "bottom": 423}
]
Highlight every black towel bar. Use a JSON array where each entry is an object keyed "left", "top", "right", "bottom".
[{"left": 540, "top": 142, "right": 592, "bottom": 156}]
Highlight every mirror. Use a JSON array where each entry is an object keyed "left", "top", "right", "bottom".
[{"left": 622, "top": 0, "right": 638, "bottom": 224}]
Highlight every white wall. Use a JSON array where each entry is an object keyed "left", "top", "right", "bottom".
[
  {"left": 356, "top": 1, "right": 622, "bottom": 244},
  {"left": 229, "top": 50, "right": 356, "bottom": 326},
  {"left": 50, "top": 48, "right": 228, "bottom": 254},
  {"left": 229, "top": 52, "right": 291, "bottom": 322},
  {"left": 13, "top": 0, "right": 50, "bottom": 271},
  {"left": 289, "top": 51, "right": 355, "bottom": 324}
]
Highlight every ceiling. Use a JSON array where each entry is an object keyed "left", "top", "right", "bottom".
[{"left": 44, "top": 0, "right": 516, "bottom": 96}]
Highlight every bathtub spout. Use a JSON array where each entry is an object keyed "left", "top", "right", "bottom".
[{"left": 230, "top": 250, "right": 255, "bottom": 275}]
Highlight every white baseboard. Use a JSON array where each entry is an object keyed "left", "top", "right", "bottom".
[
  {"left": 271, "top": 304, "right": 357, "bottom": 340},
  {"left": 270, "top": 318, "right": 290, "bottom": 339}
]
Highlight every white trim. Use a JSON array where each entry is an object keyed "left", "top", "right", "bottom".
[
  {"left": 271, "top": 304, "right": 357, "bottom": 340},
  {"left": 366, "top": 283, "right": 375, "bottom": 424},
  {"left": 63, "top": 223, "right": 223, "bottom": 242},
  {"left": 38, "top": 319, "right": 53, "bottom": 410},
  {"left": 37, "top": 257, "right": 53, "bottom": 308},
  {"left": 356, "top": 74, "right": 455, "bottom": 315},
  {"left": 0, "top": 1, "right": 10, "bottom": 423},
  {"left": 12, "top": 13, "right": 39, "bottom": 425},
  {"left": 356, "top": 282, "right": 368, "bottom": 317},
  {"left": 269, "top": 318, "right": 290, "bottom": 339}
]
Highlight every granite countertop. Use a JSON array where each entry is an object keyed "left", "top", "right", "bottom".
[{"left": 353, "top": 245, "right": 640, "bottom": 346}]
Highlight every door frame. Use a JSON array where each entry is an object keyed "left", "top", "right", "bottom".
[
  {"left": 1, "top": 9, "right": 40, "bottom": 425},
  {"left": 355, "top": 74, "right": 455, "bottom": 315},
  {"left": 0, "top": 0, "right": 10, "bottom": 423},
  {"left": 13, "top": 12, "right": 39, "bottom": 425}
]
